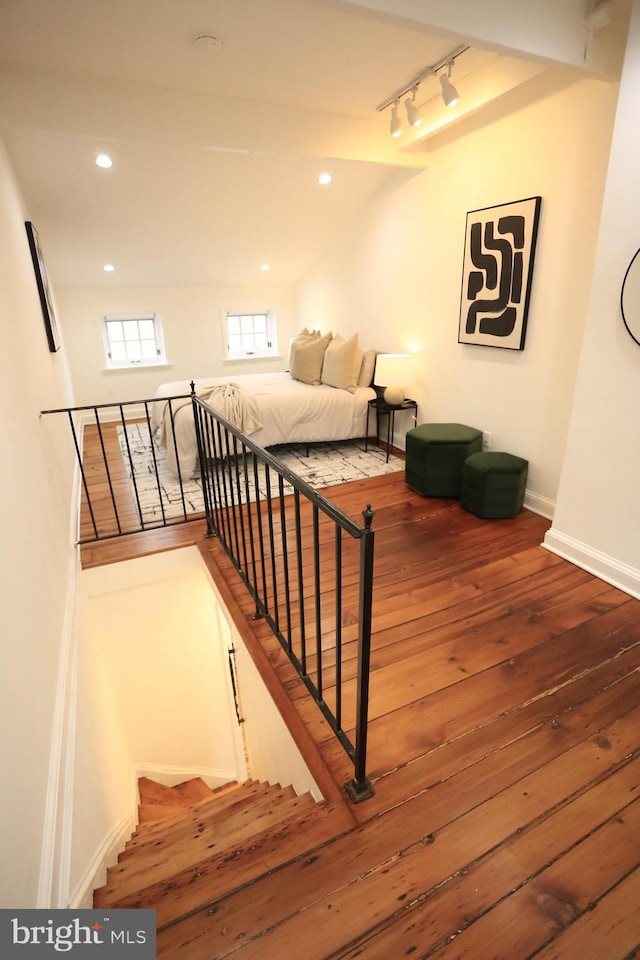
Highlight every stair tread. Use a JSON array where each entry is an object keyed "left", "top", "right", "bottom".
[
  {"left": 172, "top": 777, "right": 218, "bottom": 802},
  {"left": 94, "top": 798, "right": 352, "bottom": 927},
  {"left": 129, "top": 780, "right": 275, "bottom": 841},
  {"left": 121, "top": 786, "right": 307, "bottom": 868},
  {"left": 99, "top": 790, "right": 316, "bottom": 901}
]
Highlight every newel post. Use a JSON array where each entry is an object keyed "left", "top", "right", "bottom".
[{"left": 345, "top": 503, "right": 376, "bottom": 803}]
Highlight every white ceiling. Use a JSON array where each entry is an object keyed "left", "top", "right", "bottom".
[{"left": 0, "top": 0, "right": 630, "bottom": 288}]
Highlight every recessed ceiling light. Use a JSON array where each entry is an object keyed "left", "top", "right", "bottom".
[
  {"left": 103, "top": 264, "right": 115, "bottom": 272},
  {"left": 261, "top": 264, "right": 271, "bottom": 271},
  {"left": 95, "top": 154, "right": 113, "bottom": 169},
  {"left": 318, "top": 173, "right": 332, "bottom": 185}
]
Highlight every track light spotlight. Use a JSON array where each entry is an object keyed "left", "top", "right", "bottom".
[
  {"left": 390, "top": 100, "right": 402, "bottom": 137},
  {"left": 439, "top": 62, "right": 459, "bottom": 107},
  {"left": 377, "top": 44, "right": 467, "bottom": 136},
  {"left": 404, "top": 87, "right": 422, "bottom": 127}
]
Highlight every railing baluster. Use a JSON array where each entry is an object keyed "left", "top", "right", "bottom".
[
  {"left": 118, "top": 405, "right": 145, "bottom": 528},
  {"left": 94, "top": 407, "right": 122, "bottom": 535},
  {"left": 334, "top": 526, "right": 343, "bottom": 730},
  {"left": 241, "top": 447, "right": 259, "bottom": 600},
  {"left": 253, "top": 457, "right": 269, "bottom": 604},
  {"left": 143, "top": 400, "right": 168, "bottom": 525},
  {"left": 294, "top": 490, "right": 307, "bottom": 676},
  {"left": 264, "top": 471, "right": 278, "bottom": 622},
  {"left": 279, "top": 492, "right": 293, "bottom": 656},
  {"left": 313, "top": 505, "right": 323, "bottom": 701},
  {"left": 67, "top": 409, "right": 98, "bottom": 540}
]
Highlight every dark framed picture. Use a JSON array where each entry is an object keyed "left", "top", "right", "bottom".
[
  {"left": 458, "top": 196, "right": 542, "bottom": 350},
  {"left": 25, "top": 220, "right": 61, "bottom": 352}
]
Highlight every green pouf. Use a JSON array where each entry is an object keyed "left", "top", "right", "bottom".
[
  {"left": 461, "top": 451, "right": 528, "bottom": 519},
  {"left": 405, "top": 422, "right": 483, "bottom": 497}
]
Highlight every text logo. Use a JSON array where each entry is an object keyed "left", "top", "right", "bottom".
[{"left": 1, "top": 910, "right": 155, "bottom": 957}]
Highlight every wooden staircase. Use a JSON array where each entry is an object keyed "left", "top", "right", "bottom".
[{"left": 93, "top": 776, "right": 354, "bottom": 952}]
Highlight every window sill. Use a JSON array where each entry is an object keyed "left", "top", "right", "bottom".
[
  {"left": 222, "top": 355, "right": 284, "bottom": 364},
  {"left": 101, "top": 362, "right": 174, "bottom": 374}
]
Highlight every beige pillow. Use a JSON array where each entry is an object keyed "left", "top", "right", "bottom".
[
  {"left": 321, "top": 333, "right": 363, "bottom": 392},
  {"left": 357, "top": 348, "right": 377, "bottom": 387},
  {"left": 288, "top": 328, "right": 319, "bottom": 370},
  {"left": 290, "top": 332, "right": 332, "bottom": 384}
]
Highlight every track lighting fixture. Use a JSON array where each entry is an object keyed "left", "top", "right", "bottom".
[
  {"left": 377, "top": 44, "right": 468, "bottom": 137},
  {"left": 389, "top": 101, "right": 402, "bottom": 137},
  {"left": 404, "top": 86, "right": 422, "bottom": 127},
  {"left": 439, "top": 62, "right": 459, "bottom": 108}
]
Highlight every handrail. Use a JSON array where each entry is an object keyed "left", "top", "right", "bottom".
[
  {"left": 191, "top": 388, "right": 376, "bottom": 801},
  {"left": 42, "top": 387, "right": 377, "bottom": 800}
]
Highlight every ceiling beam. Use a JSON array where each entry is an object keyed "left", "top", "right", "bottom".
[{"left": 308, "top": 0, "right": 631, "bottom": 79}]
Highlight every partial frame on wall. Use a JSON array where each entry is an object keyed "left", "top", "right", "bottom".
[
  {"left": 25, "top": 220, "right": 61, "bottom": 353},
  {"left": 458, "top": 196, "right": 542, "bottom": 350}
]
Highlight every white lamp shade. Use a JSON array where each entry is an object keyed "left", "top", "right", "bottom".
[
  {"left": 374, "top": 354, "right": 412, "bottom": 405},
  {"left": 440, "top": 73, "right": 459, "bottom": 107}
]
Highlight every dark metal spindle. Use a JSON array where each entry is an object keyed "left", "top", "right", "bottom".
[
  {"left": 313, "top": 505, "right": 323, "bottom": 700},
  {"left": 94, "top": 408, "right": 122, "bottom": 535}
]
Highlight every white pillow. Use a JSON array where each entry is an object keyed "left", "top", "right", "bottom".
[
  {"left": 288, "top": 328, "right": 319, "bottom": 370},
  {"left": 358, "top": 348, "right": 377, "bottom": 387},
  {"left": 290, "top": 332, "right": 332, "bottom": 384},
  {"left": 321, "top": 333, "right": 363, "bottom": 392}
]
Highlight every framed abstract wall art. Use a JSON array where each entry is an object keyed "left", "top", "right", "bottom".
[
  {"left": 458, "top": 196, "right": 542, "bottom": 350},
  {"left": 25, "top": 220, "right": 61, "bottom": 352}
]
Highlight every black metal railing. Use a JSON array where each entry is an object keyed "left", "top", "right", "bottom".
[
  {"left": 192, "top": 391, "right": 376, "bottom": 801},
  {"left": 41, "top": 393, "right": 207, "bottom": 543},
  {"left": 42, "top": 386, "right": 377, "bottom": 800}
]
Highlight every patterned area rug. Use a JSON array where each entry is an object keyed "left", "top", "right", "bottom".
[{"left": 117, "top": 423, "right": 404, "bottom": 523}]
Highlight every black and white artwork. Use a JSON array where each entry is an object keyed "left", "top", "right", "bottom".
[
  {"left": 25, "top": 220, "right": 61, "bottom": 352},
  {"left": 458, "top": 196, "right": 541, "bottom": 350}
]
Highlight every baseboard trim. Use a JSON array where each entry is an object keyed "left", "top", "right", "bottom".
[
  {"left": 524, "top": 489, "right": 555, "bottom": 520},
  {"left": 543, "top": 528, "right": 640, "bottom": 599},
  {"left": 68, "top": 812, "right": 136, "bottom": 909}
]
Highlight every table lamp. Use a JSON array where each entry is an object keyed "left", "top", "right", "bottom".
[{"left": 374, "top": 354, "right": 412, "bottom": 405}]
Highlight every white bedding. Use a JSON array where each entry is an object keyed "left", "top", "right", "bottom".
[{"left": 152, "top": 372, "right": 377, "bottom": 479}]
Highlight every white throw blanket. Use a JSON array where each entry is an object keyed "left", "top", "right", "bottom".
[{"left": 159, "top": 383, "right": 263, "bottom": 479}]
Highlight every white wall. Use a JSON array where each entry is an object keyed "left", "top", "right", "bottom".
[
  {"left": 200, "top": 561, "right": 322, "bottom": 802},
  {"left": 0, "top": 137, "right": 76, "bottom": 907},
  {"left": 69, "top": 615, "right": 133, "bottom": 907},
  {"left": 0, "top": 135, "right": 143, "bottom": 910},
  {"left": 296, "top": 74, "right": 619, "bottom": 516},
  {"left": 56, "top": 282, "right": 298, "bottom": 406},
  {"left": 545, "top": 4, "right": 640, "bottom": 596},
  {"left": 81, "top": 548, "right": 245, "bottom": 784}
]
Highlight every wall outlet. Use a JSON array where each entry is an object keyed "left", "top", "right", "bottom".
[{"left": 482, "top": 431, "right": 491, "bottom": 450}]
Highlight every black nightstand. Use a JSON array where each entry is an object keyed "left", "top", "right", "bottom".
[{"left": 365, "top": 397, "right": 418, "bottom": 462}]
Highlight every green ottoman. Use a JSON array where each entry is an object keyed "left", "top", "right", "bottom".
[
  {"left": 405, "top": 423, "right": 483, "bottom": 497},
  {"left": 461, "top": 451, "right": 528, "bottom": 519}
]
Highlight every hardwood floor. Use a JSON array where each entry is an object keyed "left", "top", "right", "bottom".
[{"left": 83, "top": 454, "right": 640, "bottom": 958}]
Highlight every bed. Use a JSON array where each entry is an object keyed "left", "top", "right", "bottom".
[{"left": 152, "top": 369, "right": 377, "bottom": 479}]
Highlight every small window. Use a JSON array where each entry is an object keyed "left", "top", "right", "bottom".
[
  {"left": 222, "top": 311, "right": 277, "bottom": 360},
  {"left": 103, "top": 314, "right": 165, "bottom": 367}
]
